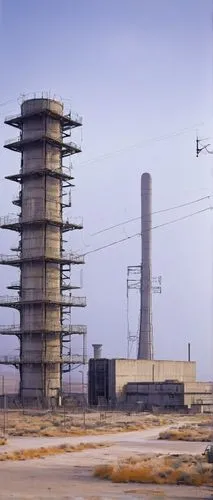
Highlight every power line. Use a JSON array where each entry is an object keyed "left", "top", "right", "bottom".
[
  {"left": 91, "top": 195, "right": 211, "bottom": 236},
  {"left": 76, "top": 122, "right": 204, "bottom": 168},
  {"left": 83, "top": 207, "right": 211, "bottom": 257}
]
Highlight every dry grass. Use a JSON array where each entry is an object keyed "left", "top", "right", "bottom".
[
  {"left": 0, "top": 441, "right": 110, "bottom": 461},
  {"left": 0, "top": 410, "right": 210, "bottom": 438},
  {"left": 0, "top": 410, "right": 175, "bottom": 438},
  {"left": 94, "top": 453, "right": 213, "bottom": 486},
  {"left": 0, "top": 438, "right": 7, "bottom": 446},
  {"left": 159, "top": 424, "right": 213, "bottom": 442}
]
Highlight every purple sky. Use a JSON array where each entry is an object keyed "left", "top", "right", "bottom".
[{"left": 0, "top": 0, "right": 213, "bottom": 380}]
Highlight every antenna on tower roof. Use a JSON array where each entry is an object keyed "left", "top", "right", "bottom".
[{"left": 196, "top": 135, "right": 212, "bottom": 157}]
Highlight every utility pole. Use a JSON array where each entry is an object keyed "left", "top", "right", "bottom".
[
  {"left": 79, "top": 370, "right": 84, "bottom": 395},
  {"left": 1, "top": 376, "right": 7, "bottom": 437},
  {"left": 79, "top": 370, "right": 85, "bottom": 428}
]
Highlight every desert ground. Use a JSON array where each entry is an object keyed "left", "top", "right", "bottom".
[{"left": 0, "top": 411, "right": 212, "bottom": 499}]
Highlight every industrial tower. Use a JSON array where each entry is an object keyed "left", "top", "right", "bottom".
[
  {"left": 0, "top": 96, "right": 86, "bottom": 406},
  {"left": 138, "top": 172, "right": 153, "bottom": 360}
]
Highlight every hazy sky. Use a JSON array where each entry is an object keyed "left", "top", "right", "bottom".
[{"left": 0, "top": 0, "right": 213, "bottom": 380}]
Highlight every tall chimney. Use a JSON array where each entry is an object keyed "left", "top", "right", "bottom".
[{"left": 138, "top": 172, "right": 153, "bottom": 360}]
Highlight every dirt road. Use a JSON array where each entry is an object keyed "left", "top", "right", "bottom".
[
  {"left": 0, "top": 426, "right": 212, "bottom": 499},
  {"left": 1, "top": 422, "right": 203, "bottom": 453}
]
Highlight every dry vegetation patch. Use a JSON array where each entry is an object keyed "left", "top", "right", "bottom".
[
  {"left": 94, "top": 453, "right": 213, "bottom": 486},
  {"left": 0, "top": 411, "right": 175, "bottom": 437},
  {"left": 159, "top": 424, "right": 213, "bottom": 442},
  {"left": 0, "top": 441, "right": 110, "bottom": 461},
  {"left": 1, "top": 411, "right": 210, "bottom": 438},
  {"left": 0, "top": 438, "right": 7, "bottom": 446}
]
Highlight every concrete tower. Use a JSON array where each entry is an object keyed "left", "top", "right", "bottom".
[
  {"left": 0, "top": 96, "right": 86, "bottom": 406},
  {"left": 138, "top": 172, "right": 153, "bottom": 360}
]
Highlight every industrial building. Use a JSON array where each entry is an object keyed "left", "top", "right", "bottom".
[
  {"left": 88, "top": 358, "right": 213, "bottom": 411},
  {"left": 0, "top": 95, "right": 86, "bottom": 406},
  {"left": 125, "top": 381, "right": 213, "bottom": 412},
  {"left": 88, "top": 358, "right": 196, "bottom": 406}
]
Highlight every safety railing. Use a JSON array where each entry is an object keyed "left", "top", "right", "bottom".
[
  {"left": 63, "top": 354, "right": 87, "bottom": 364},
  {"left": 0, "top": 254, "right": 20, "bottom": 262},
  {"left": 4, "top": 134, "right": 81, "bottom": 151},
  {"left": 67, "top": 297, "right": 86, "bottom": 307},
  {"left": 5, "top": 111, "right": 82, "bottom": 126},
  {"left": 62, "top": 216, "right": 83, "bottom": 228},
  {"left": 62, "top": 253, "right": 84, "bottom": 264},
  {"left": 0, "top": 356, "right": 20, "bottom": 364},
  {"left": 0, "top": 324, "right": 87, "bottom": 334},
  {"left": 64, "top": 112, "right": 82, "bottom": 125},
  {"left": 0, "top": 294, "right": 86, "bottom": 307},
  {"left": 64, "top": 325, "right": 87, "bottom": 334},
  {"left": 11, "top": 164, "right": 73, "bottom": 179},
  {"left": 0, "top": 215, "right": 20, "bottom": 226},
  {"left": 0, "top": 325, "right": 20, "bottom": 333},
  {"left": 19, "top": 91, "right": 63, "bottom": 104},
  {"left": 0, "top": 354, "right": 87, "bottom": 364},
  {"left": 0, "top": 296, "right": 19, "bottom": 304},
  {"left": 0, "top": 215, "right": 83, "bottom": 227},
  {"left": 5, "top": 94, "right": 82, "bottom": 126},
  {"left": 0, "top": 252, "right": 84, "bottom": 265}
]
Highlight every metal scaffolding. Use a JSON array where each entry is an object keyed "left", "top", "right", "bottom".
[{"left": 127, "top": 265, "right": 162, "bottom": 359}]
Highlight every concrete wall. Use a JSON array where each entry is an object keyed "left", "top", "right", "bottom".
[
  {"left": 115, "top": 359, "right": 196, "bottom": 398},
  {"left": 125, "top": 380, "right": 213, "bottom": 411},
  {"left": 184, "top": 382, "right": 213, "bottom": 408},
  {"left": 125, "top": 381, "right": 184, "bottom": 408}
]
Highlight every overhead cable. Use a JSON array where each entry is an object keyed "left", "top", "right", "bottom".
[
  {"left": 91, "top": 195, "right": 211, "bottom": 236},
  {"left": 83, "top": 207, "right": 211, "bottom": 257},
  {"left": 77, "top": 122, "right": 204, "bottom": 168}
]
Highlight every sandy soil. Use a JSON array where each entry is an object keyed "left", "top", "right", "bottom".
[{"left": 0, "top": 425, "right": 212, "bottom": 499}]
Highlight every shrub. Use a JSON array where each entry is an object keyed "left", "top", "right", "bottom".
[
  {"left": 94, "top": 453, "right": 213, "bottom": 487},
  {"left": 0, "top": 441, "right": 110, "bottom": 461}
]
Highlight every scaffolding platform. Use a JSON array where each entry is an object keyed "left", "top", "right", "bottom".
[
  {"left": 4, "top": 135, "right": 81, "bottom": 156},
  {"left": 0, "top": 295, "right": 86, "bottom": 308},
  {"left": 6, "top": 166, "right": 75, "bottom": 184},
  {"left": 0, "top": 215, "right": 83, "bottom": 232},
  {"left": 0, "top": 324, "right": 87, "bottom": 336},
  {"left": 0, "top": 252, "right": 85, "bottom": 266},
  {"left": 7, "top": 281, "right": 81, "bottom": 291},
  {"left": 0, "top": 354, "right": 87, "bottom": 365},
  {"left": 5, "top": 109, "right": 82, "bottom": 130}
]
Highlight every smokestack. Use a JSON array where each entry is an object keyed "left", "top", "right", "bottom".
[
  {"left": 92, "top": 344, "right": 102, "bottom": 359},
  {"left": 138, "top": 172, "right": 153, "bottom": 360}
]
